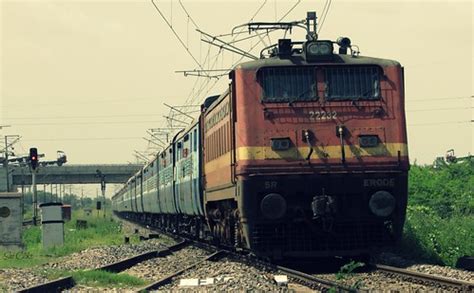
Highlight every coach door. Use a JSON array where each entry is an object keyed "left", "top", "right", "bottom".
[{"left": 203, "top": 92, "right": 236, "bottom": 201}]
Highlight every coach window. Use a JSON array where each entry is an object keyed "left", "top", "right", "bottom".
[
  {"left": 189, "top": 133, "right": 192, "bottom": 154},
  {"left": 193, "top": 129, "right": 197, "bottom": 151}
]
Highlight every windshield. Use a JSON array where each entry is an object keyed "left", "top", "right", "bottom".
[
  {"left": 325, "top": 66, "right": 381, "bottom": 100},
  {"left": 258, "top": 65, "right": 382, "bottom": 102},
  {"left": 258, "top": 67, "right": 317, "bottom": 102}
]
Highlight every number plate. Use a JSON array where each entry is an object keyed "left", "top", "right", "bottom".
[{"left": 309, "top": 110, "right": 337, "bottom": 121}]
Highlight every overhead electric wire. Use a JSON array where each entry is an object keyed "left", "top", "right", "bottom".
[
  {"left": 4, "top": 112, "right": 197, "bottom": 121},
  {"left": 319, "top": 0, "right": 329, "bottom": 27},
  {"left": 407, "top": 107, "right": 473, "bottom": 112},
  {"left": 151, "top": 0, "right": 207, "bottom": 75},
  {"left": 408, "top": 120, "right": 471, "bottom": 126},
  {"left": 200, "top": 36, "right": 259, "bottom": 60},
  {"left": 151, "top": 0, "right": 303, "bottom": 152},
  {"left": 148, "top": 0, "right": 213, "bottom": 155},
  {"left": 186, "top": 0, "right": 272, "bottom": 106},
  {"left": 250, "top": 0, "right": 268, "bottom": 22},
  {"left": 187, "top": 50, "right": 223, "bottom": 103},
  {"left": 22, "top": 137, "right": 143, "bottom": 142},
  {"left": 4, "top": 97, "right": 164, "bottom": 108},
  {"left": 407, "top": 96, "right": 473, "bottom": 102},
  {"left": 11, "top": 120, "right": 166, "bottom": 126},
  {"left": 179, "top": 0, "right": 222, "bottom": 105},
  {"left": 199, "top": 1, "right": 303, "bottom": 99},
  {"left": 185, "top": 35, "right": 216, "bottom": 104},
  {"left": 318, "top": 0, "right": 332, "bottom": 34},
  {"left": 278, "top": 0, "right": 301, "bottom": 21},
  {"left": 178, "top": 0, "right": 199, "bottom": 28},
  {"left": 187, "top": 37, "right": 232, "bottom": 104}
]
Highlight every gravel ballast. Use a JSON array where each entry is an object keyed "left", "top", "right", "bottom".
[
  {"left": 45, "top": 238, "right": 171, "bottom": 271},
  {"left": 123, "top": 246, "right": 208, "bottom": 281},
  {"left": 160, "top": 258, "right": 293, "bottom": 292}
]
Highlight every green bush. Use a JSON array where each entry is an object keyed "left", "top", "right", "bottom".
[
  {"left": 401, "top": 160, "right": 474, "bottom": 266},
  {"left": 409, "top": 161, "right": 473, "bottom": 217}
]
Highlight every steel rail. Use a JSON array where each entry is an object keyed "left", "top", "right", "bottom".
[
  {"left": 136, "top": 250, "right": 226, "bottom": 292},
  {"left": 375, "top": 264, "right": 474, "bottom": 292},
  {"left": 17, "top": 276, "right": 74, "bottom": 293},
  {"left": 275, "top": 264, "right": 356, "bottom": 292},
  {"left": 97, "top": 239, "right": 188, "bottom": 272}
]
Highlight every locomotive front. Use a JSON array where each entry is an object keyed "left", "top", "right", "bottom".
[{"left": 232, "top": 36, "right": 409, "bottom": 259}]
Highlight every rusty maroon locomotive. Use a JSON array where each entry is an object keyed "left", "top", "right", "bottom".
[{"left": 112, "top": 13, "right": 408, "bottom": 260}]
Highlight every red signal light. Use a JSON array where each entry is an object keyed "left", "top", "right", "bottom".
[{"left": 29, "top": 147, "right": 39, "bottom": 170}]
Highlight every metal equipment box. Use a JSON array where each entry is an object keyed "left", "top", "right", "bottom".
[
  {"left": 40, "top": 202, "right": 64, "bottom": 248},
  {"left": 0, "top": 192, "right": 22, "bottom": 248},
  {"left": 62, "top": 204, "right": 72, "bottom": 221}
]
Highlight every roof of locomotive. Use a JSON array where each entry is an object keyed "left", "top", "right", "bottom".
[{"left": 235, "top": 53, "right": 401, "bottom": 71}]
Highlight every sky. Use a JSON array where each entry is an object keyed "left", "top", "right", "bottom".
[{"left": 0, "top": 0, "right": 473, "bottom": 195}]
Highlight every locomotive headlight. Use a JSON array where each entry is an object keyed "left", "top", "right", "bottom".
[
  {"left": 359, "top": 135, "right": 379, "bottom": 148},
  {"left": 260, "top": 193, "right": 287, "bottom": 220},
  {"left": 369, "top": 191, "right": 396, "bottom": 217},
  {"left": 305, "top": 41, "right": 334, "bottom": 61},
  {"left": 271, "top": 137, "right": 291, "bottom": 151}
]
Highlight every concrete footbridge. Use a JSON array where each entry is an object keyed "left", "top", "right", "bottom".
[{"left": 2, "top": 164, "right": 142, "bottom": 190}]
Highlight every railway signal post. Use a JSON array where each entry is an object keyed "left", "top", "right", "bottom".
[
  {"left": 101, "top": 179, "right": 106, "bottom": 218},
  {"left": 96, "top": 169, "right": 106, "bottom": 218},
  {"left": 29, "top": 147, "right": 39, "bottom": 225}
]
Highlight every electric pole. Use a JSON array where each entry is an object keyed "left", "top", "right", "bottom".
[
  {"left": 2, "top": 134, "right": 20, "bottom": 192},
  {"left": 4, "top": 136, "right": 8, "bottom": 192}
]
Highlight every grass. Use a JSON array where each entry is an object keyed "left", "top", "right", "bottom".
[
  {"left": 399, "top": 206, "right": 474, "bottom": 266},
  {"left": 0, "top": 210, "right": 137, "bottom": 268},
  {"left": 1, "top": 209, "right": 150, "bottom": 289},
  {"left": 329, "top": 261, "right": 365, "bottom": 292},
  {"left": 397, "top": 160, "right": 474, "bottom": 267},
  {"left": 38, "top": 269, "right": 146, "bottom": 288},
  {"left": 73, "top": 270, "right": 146, "bottom": 288}
]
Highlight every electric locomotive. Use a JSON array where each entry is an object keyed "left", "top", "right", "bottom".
[
  {"left": 113, "top": 12, "right": 409, "bottom": 260},
  {"left": 202, "top": 13, "right": 408, "bottom": 259}
]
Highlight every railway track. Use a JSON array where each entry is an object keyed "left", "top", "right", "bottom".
[
  {"left": 21, "top": 217, "right": 472, "bottom": 292},
  {"left": 373, "top": 264, "right": 474, "bottom": 292},
  {"left": 137, "top": 250, "right": 226, "bottom": 291},
  {"left": 124, "top": 222, "right": 358, "bottom": 292},
  {"left": 18, "top": 239, "right": 189, "bottom": 293},
  {"left": 121, "top": 218, "right": 474, "bottom": 292}
]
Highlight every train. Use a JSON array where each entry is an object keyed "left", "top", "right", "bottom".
[{"left": 112, "top": 13, "right": 409, "bottom": 260}]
